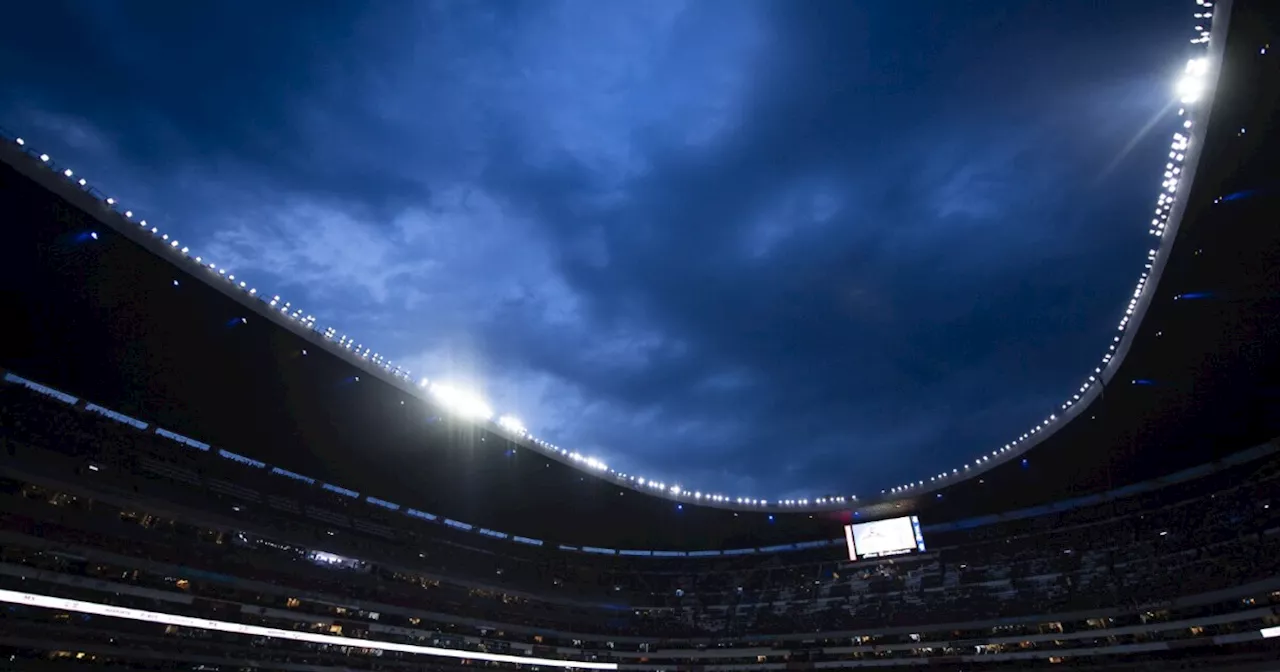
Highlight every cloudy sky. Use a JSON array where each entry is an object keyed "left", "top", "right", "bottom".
[{"left": 1, "top": 0, "right": 1192, "bottom": 500}]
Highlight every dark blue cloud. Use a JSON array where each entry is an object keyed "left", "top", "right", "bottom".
[{"left": 0, "top": 0, "right": 1191, "bottom": 499}]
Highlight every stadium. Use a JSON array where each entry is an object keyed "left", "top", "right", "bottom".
[{"left": 1, "top": 0, "right": 1279, "bottom": 670}]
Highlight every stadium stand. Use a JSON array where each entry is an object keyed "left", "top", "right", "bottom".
[
  {"left": 1, "top": 0, "right": 1279, "bottom": 669},
  {"left": 1, "top": 370, "right": 1280, "bottom": 668}
]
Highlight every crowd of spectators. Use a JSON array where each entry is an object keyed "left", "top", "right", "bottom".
[
  {"left": 1, "top": 525, "right": 1277, "bottom": 662},
  {"left": 2, "top": 380, "right": 1279, "bottom": 642}
]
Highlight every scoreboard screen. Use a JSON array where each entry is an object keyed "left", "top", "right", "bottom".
[{"left": 843, "top": 515, "right": 926, "bottom": 561}]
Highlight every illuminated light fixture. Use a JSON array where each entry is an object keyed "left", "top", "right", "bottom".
[
  {"left": 14, "top": 138, "right": 23, "bottom": 145},
  {"left": 39, "top": 153, "right": 49, "bottom": 162},
  {"left": 63, "top": 169, "right": 73, "bottom": 177},
  {"left": 124, "top": 210, "right": 133, "bottom": 218},
  {"left": 429, "top": 383, "right": 494, "bottom": 420},
  {"left": 1172, "top": 57, "right": 1203, "bottom": 103},
  {"left": 498, "top": 415, "right": 527, "bottom": 435},
  {"left": 0, "top": 588, "right": 616, "bottom": 670},
  {"left": 78, "top": 178, "right": 86, "bottom": 186}
]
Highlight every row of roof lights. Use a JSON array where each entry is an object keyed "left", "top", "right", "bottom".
[
  {"left": 880, "top": 1, "right": 1215, "bottom": 498},
  {"left": 5, "top": 1, "right": 1216, "bottom": 511},
  {"left": 21, "top": 134, "right": 832, "bottom": 508}
]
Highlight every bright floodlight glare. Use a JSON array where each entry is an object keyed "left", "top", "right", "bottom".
[
  {"left": 430, "top": 383, "right": 494, "bottom": 420},
  {"left": 497, "top": 414, "right": 527, "bottom": 435},
  {"left": 1176, "top": 57, "right": 1208, "bottom": 103}
]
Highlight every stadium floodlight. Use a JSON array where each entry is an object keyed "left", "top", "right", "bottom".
[
  {"left": 498, "top": 414, "right": 527, "bottom": 436},
  {"left": 429, "top": 383, "right": 494, "bottom": 420},
  {"left": 39, "top": 153, "right": 49, "bottom": 162},
  {"left": 63, "top": 169, "right": 72, "bottom": 177},
  {"left": 1176, "top": 57, "right": 1209, "bottom": 103},
  {"left": 14, "top": 137, "right": 23, "bottom": 145}
]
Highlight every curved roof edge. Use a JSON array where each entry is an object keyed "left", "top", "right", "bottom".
[
  {"left": 5, "top": 366, "right": 1274, "bottom": 560},
  {"left": 0, "top": 0, "right": 1233, "bottom": 514},
  {"left": 859, "top": 0, "right": 1235, "bottom": 511}
]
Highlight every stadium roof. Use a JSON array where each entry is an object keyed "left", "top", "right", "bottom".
[{"left": 2, "top": 0, "right": 1278, "bottom": 550}]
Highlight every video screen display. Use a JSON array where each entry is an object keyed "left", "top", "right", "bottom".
[{"left": 843, "top": 515, "right": 926, "bottom": 561}]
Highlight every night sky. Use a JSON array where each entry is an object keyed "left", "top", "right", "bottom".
[{"left": 1, "top": 1, "right": 1194, "bottom": 501}]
